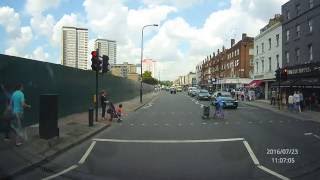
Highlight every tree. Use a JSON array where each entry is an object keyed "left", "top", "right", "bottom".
[{"left": 142, "top": 71, "right": 158, "bottom": 85}]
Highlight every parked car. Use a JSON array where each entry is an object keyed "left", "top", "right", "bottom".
[
  {"left": 188, "top": 87, "right": 197, "bottom": 96},
  {"left": 190, "top": 89, "right": 200, "bottom": 97},
  {"left": 211, "top": 91, "right": 238, "bottom": 109},
  {"left": 197, "top": 89, "right": 211, "bottom": 100}
]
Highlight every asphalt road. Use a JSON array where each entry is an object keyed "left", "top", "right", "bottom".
[{"left": 16, "top": 91, "right": 320, "bottom": 180}]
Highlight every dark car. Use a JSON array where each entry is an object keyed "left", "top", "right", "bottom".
[
  {"left": 197, "top": 90, "right": 211, "bottom": 101},
  {"left": 212, "top": 95, "right": 238, "bottom": 109}
]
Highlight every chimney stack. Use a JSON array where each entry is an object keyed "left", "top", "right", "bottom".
[
  {"left": 242, "top": 33, "right": 247, "bottom": 40},
  {"left": 222, "top": 46, "right": 225, "bottom": 51},
  {"left": 217, "top": 49, "right": 220, "bottom": 54},
  {"left": 213, "top": 52, "right": 215, "bottom": 57},
  {"left": 231, "top": 39, "right": 235, "bottom": 47}
]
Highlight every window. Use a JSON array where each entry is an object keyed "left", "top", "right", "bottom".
[
  {"left": 261, "top": 60, "right": 264, "bottom": 73},
  {"left": 296, "top": 48, "right": 300, "bottom": 62},
  {"left": 256, "top": 45, "right": 259, "bottom": 55},
  {"left": 308, "top": 44, "right": 313, "bottom": 61},
  {"left": 268, "top": 38, "right": 271, "bottom": 50},
  {"left": 256, "top": 62, "right": 259, "bottom": 73},
  {"left": 309, "top": 0, "right": 314, "bottom": 9},
  {"left": 286, "top": 10, "right": 291, "bottom": 20},
  {"left": 286, "top": 30, "right": 290, "bottom": 42},
  {"left": 296, "top": 25, "right": 301, "bottom": 37},
  {"left": 296, "top": 4, "right": 301, "bottom": 15},
  {"left": 269, "top": 57, "right": 272, "bottom": 72},
  {"left": 276, "top": 34, "right": 279, "bottom": 47},
  {"left": 308, "top": 19, "right": 313, "bottom": 33},
  {"left": 286, "top": 51, "right": 290, "bottom": 63},
  {"left": 276, "top": 55, "right": 279, "bottom": 68},
  {"left": 262, "top": 43, "right": 264, "bottom": 53}
]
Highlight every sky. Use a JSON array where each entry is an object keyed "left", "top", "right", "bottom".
[{"left": 0, "top": 0, "right": 288, "bottom": 80}]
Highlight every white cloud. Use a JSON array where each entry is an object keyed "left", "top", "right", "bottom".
[
  {"left": 30, "top": 14, "right": 55, "bottom": 37},
  {"left": 27, "top": 47, "right": 50, "bottom": 61},
  {"left": 51, "top": 13, "right": 82, "bottom": 45},
  {"left": 4, "top": 47, "right": 19, "bottom": 56},
  {"left": 26, "top": 0, "right": 60, "bottom": 15},
  {"left": 142, "top": 0, "right": 202, "bottom": 8},
  {"left": 4, "top": 26, "right": 33, "bottom": 57},
  {"left": 0, "top": 6, "right": 20, "bottom": 35}
]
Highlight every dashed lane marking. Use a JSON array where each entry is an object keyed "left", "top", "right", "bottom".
[{"left": 243, "top": 140, "right": 260, "bottom": 165}]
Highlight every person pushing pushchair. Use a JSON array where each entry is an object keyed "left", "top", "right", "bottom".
[{"left": 213, "top": 93, "right": 224, "bottom": 119}]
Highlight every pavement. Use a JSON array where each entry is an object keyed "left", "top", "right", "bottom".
[
  {"left": 0, "top": 91, "right": 159, "bottom": 179},
  {"left": 241, "top": 99, "right": 320, "bottom": 123},
  {"left": 12, "top": 91, "right": 320, "bottom": 180}
]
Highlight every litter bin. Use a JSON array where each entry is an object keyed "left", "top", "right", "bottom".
[
  {"left": 39, "top": 94, "right": 59, "bottom": 139},
  {"left": 202, "top": 105, "right": 210, "bottom": 119}
]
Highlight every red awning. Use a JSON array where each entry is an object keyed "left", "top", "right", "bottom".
[{"left": 246, "top": 80, "right": 264, "bottom": 88}]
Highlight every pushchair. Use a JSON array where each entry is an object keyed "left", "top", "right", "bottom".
[{"left": 107, "top": 102, "right": 122, "bottom": 122}]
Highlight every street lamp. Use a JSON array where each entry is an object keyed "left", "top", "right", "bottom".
[{"left": 140, "top": 24, "right": 158, "bottom": 103}]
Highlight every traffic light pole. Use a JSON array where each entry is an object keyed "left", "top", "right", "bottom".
[
  {"left": 278, "top": 71, "right": 281, "bottom": 110},
  {"left": 95, "top": 69, "right": 99, "bottom": 121}
]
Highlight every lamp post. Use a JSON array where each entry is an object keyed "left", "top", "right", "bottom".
[{"left": 140, "top": 24, "right": 158, "bottom": 103}]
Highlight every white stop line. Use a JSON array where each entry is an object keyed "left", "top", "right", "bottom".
[{"left": 43, "top": 138, "right": 290, "bottom": 180}]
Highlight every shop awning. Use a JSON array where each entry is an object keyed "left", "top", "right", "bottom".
[
  {"left": 245, "top": 80, "right": 264, "bottom": 88},
  {"left": 271, "top": 78, "right": 320, "bottom": 88}
]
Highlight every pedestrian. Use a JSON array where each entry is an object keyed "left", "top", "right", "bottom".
[
  {"left": 10, "top": 83, "right": 31, "bottom": 146},
  {"left": 293, "top": 91, "right": 301, "bottom": 113},
  {"left": 299, "top": 91, "right": 304, "bottom": 112},
  {"left": 271, "top": 89, "right": 276, "bottom": 105},
  {"left": 213, "top": 93, "right": 224, "bottom": 119},
  {"left": 116, "top": 104, "right": 127, "bottom": 122},
  {"left": 288, "top": 94, "right": 294, "bottom": 112},
  {"left": 100, "top": 90, "right": 108, "bottom": 121},
  {"left": 1, "top": 84, "right": 13, "bottom": 141}
]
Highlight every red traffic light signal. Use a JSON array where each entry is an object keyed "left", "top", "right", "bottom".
[
  {"left": 91, "top": 51, "right": 97, "bottom": 57},
  {"left": 91, "top": 50, "right": 101, "bottom": 71}
]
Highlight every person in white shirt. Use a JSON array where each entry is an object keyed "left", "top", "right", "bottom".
[
  {"left": 288, "top": 94, "right": 294, "bottom": 112},
  {"left": 299, "top": 92, "right": 304, "bottom": 112},
  {"left": 293, "top": 91, "right": 301, "bottom": 112}
]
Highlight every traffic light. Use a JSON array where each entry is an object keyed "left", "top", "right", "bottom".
[
  {"left": 281, "top": 68, "right": 288, "bottom": 81},
  {"left": 275, "top": 69, "right": 280, "bottom": 81},
  {"left": 91, "top": 50, "right": 101, "bottom": 71},
  {"left": 102, "top": 55, "right": 110, "bottom": 73}
]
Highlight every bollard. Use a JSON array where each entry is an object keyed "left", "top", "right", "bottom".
[{"left": 89, "top": 107, "right": 94, "bottom": 127}]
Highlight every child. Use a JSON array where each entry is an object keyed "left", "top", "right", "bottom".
[{"left": 116, "top": 104, "right": 126, "bottom": 122}]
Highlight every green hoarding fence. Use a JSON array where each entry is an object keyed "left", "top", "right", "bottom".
[{"left": 0, "top": 54, "right": 153, "bottom": 128}]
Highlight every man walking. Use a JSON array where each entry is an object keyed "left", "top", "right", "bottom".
[
  {"left": 293, "top": 91, "right": 301, "bottom": 113},
  {"left": 288, "top": 94, "right": 294, "bottom": 112},
  {"left": 271, "top": 89, "right": 276, "bottom": 105},
  {"left": 11, "top": 83, "right": 31, "bottom": 146},
  {"left": 100, "top": 90, "right": 108, "bottom": 121}
]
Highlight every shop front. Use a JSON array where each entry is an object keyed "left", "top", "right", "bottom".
[{"left": 271, "top": 62, "right": 320, "bottom": 111}]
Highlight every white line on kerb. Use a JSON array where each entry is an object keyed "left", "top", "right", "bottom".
[
  {"left": 79, "top": 141, "right": 96, "bottom": 164},
  {"left": 258, "top": 165, "right": 290, "bottom": 180},
  {"left": 92, "top": 138, "right": 245, "bottom": 143},
  {"left": 243, "top": 141, "right": 260, "bottom": 165},
  {"left": 42, "top": 164, "right": 78, "bottom": 180}
]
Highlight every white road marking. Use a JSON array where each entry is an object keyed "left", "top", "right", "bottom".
[
  {"left": 92, "top": 138, "right": 245, "bottom": 143},
  {"left": 79, "top": 141, "right": 96, "bottom": 164},
  {"left": 214, "top": 122, "right": 219, "bottom": 125},
  {"left": 130, "top": 123, "right": 134, "bottom": 126},
  {"left": 141, "top": 123, "right": 145, "bottom": 126},
  {"left": 42, "top": 165, "right": 78, "bottom": 180},
  {"left": 165, "top": 123, "right": 169, "bottom": 126},
  {"left": 202, "top": 122, "right": 207, "bottom": 125},
  {"left": 258, "top": 165, "right": 290, "bottom": 180},
  {"left": 243, "top": 141, "right": 260, "bottom": 165},
  {"left": 314, "top": 134, "right": 320, "bottom": 140},
  {"left": 304, "top": 132, "right": 312, "bottom": 136}
]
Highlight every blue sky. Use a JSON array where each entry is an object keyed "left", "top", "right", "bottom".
[{"left": 0, "top": 0, "right": 286, "bottom": 80}]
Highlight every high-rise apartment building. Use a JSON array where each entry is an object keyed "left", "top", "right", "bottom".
[
  {"left": 61, "top": 26, "right": 88, "bottom": 70},
  {"left": 94, "top": 39, "right": 117, "bottom": 65}
]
